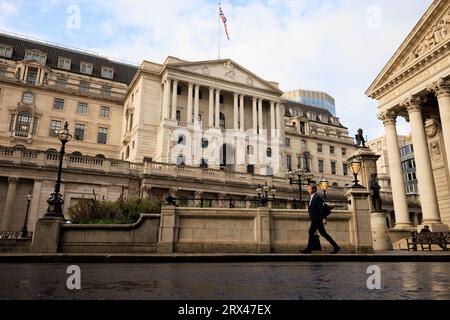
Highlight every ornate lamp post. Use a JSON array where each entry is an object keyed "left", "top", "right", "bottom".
[
  {"left": 19, "top": 191, "right": 33, "bottom": 238},
  {"left": 349, "top": 158, "right": 363, "bottom": 188},
  {"left": 256, "top": 182, "right": 276, "bottom": 207},
  {"left": 45, "top": 122, "right": 72, "bottom": 218},
  {"left": 319, "top": 177, "right": 329, "bottom": 199},
  {"left": 287, "top": 168, "right": 314, "bottom": 207}
]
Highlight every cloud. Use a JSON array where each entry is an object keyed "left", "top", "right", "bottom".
[
  {"left": 0, "top": 0, "right": 434, "bottom": 140},
  {"left": 0, "top": 1, "right": 18, "bottom": 15}
]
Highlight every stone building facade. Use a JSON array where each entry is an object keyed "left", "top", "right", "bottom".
[
  {"left": 366, "top": 0, "right": 450, "bottom": 230},
  {"left": 0, "top": 32, "right": 353, "bottom": 232}
]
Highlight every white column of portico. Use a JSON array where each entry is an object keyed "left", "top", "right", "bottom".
[
  {"left": 194, "top": 85, "right": 200, "bottom": 125},
  {"left": 209, "top": 88, "right": 214, "bottom": 128},
  {"left": 252, "top": 97, "right": 258, "bottom": 134},
  {"left": 215, "top": 89, "right": 221, "bottom": 129},
  {"left": 258, "top": 99, "right": 263, "bottom": 136},
  {"left": 187, "top": 82, "right": 193, "bottom": 124},
  {"left": 403, "top": 98, "right": 442, "bottom": 225},
  {"left": 234, "top": 93, "right": 239, "bottom": 131},
  {"left": 276, "top": 103, "right": 282, "bottom": 138},
  {"left": 162, "top": 79, "right": 171, "bottom": 120},
  {"left": 171, "top": 79, "right": 179, "bottom": 121},
  {"left": 240, "top": 95, "right": 245, "bottom": 131},
  {"left": 1, "top": 177, "right": 18, "bottom": 231},
  {"left": 270, "top": 101, "right": 276, "bottom": 138},
  {"left": 430, "top": 79, "right": 450, "bottom": 177},
  {"left": 379, "top": 111, "right": 412, "bottom": 228}
]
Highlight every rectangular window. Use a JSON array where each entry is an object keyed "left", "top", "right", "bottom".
[
  {"left": 77, "top": 102, "right": 88, "bottom": 115},
  {"left": 176, "top": 110, "right": 181, "bottom": 122},
  {"left": 301, "top": 140, "right": 307, "bottom": 149},
  {"left": 57, "top": 58, "right": 72, "bottom": 70},
  {"left": 56, "top": 77, "right": 67, "bottom": 88},
  {"left": 101, "top": 85, "right": 112, "bottom": 96},
  {"left": 101, "top": 67, "right": 114, "bottom": 79},
  {"left": 318, "top": 160, "right": 324, "bottom": 173},
  {"left": 25, "top": 51, "right": 47, "bottom": 64},
  {"left": 26, "top": 67, "right": 38, "bottom": 85},
  {"left": 317, "top": 144, "right": 323, "bottom": 153},
  {"left": 80, "top": 62, "right": 93, "bottom": 75},
  {"left": 286, "top": 155, "right": 292, "bottom": 171},
  {"left": 97, "top": 127, "right": 108, "bottom": 144},
  {"left": 53, "top": 98, "right": 65, "bottom": 111},
  {"left": 285, "top": 138, "right": 291, "bottom": 147},
  {"left": 74, "top": 124, "right": 86, "bottom": 141},
  {"left": 300, "top": 122, "right": 306, "bottom": 135},
  {"left": 0, "top": 45, "right": 13, "bottom": 58},
  {"left": 49, "top": 120, "right": 62, "bottom": 137},
  {"left": 220, "top": 95, "right": 224, "bottom": 104},
  {"left": 331, "top": 161, "right": 336, "bottom": 175},
  {"left": 342, "top": 148, "right": 347, "bottom": 157},
  {"left": 343, "top": 163, "right": 348, "bottom": 176},
  {"left": 330, "top": 146, "right": 335, "bottom": 155},
  {"left": 100, "top": 106, "right": 110, "bottom": 118}
]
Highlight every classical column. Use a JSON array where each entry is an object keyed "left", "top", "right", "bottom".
[
  {"left": 171, "top": 79, "right": 179, "bottom": 121},
  {"left": 187, "top": 82, "right": 193, "bottom": 124},
  {"left": 194, "top": 85, "right": 200, "bottom": 125},
  {"left": 1, "top": 177, "right": 18, "bottom": 231},
  {"left": 240, "top": 95, "right": 245, "bottom": 131},
  {"left": 403, "top": 97, "right": 442, "bottom": 224},
  {"left": 429, "top": 79, "right": 450, "bottom": 177},
  {"left": 215, "top": 89, "right": 221, "bottom": 129},
  {"left": 378, "top": 111, "right": 411, "bottom": 228},
  {"left": 233, "top": 93, "right": 239, "bottom": 131},
  {"left": 270, "top": 101, "right": 276, "bottom": 138},
  {"left": 258, "top": 99, "right": 263, "bottom": 136},
  {"left": 276, "top": 103, "right": 282, "bottom": 137},
  {"left": 252, "top": 97, "right": 258, "bottom": 134},
  {"left": 162, "top": 79, "right": 171, "bottom": 120},
  {"left": 209, "top": 88, "right": 214, "bottom": 128}
]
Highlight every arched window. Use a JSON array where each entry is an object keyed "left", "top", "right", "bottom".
[
  {"left": 95, "top": 154, "right": 106, "bottom": 159},
  {"left": 332, "top": 182, "right": 339, "bottom": 188},
  {"left": 178, "top": 135, "right": 186, "bottom": 145},
  {"left": 219, "top": 112, "right": 225, "bottom": 130},
  {"left": 22, "top": 92, "right": 34, "bottom": 104},
  {"left": 15, "top": 112, "right": 32, "bottom": 137},
  {"left": 14, "top": 144, "right": 26, "bottom": 150},
  {"left": 247, "top": 145, "right": 254, "bottom": 155},
  {"left": 46, "top": 148, "right": 58, "bottom": 153},
  {"left": 201, "top": 138, "right": 209, "bottom": 149},
  {"left": 267, "top": 148, "right": 272, "bottom": 158},
  {"left": 72, "top": 151, "right": 82, "bottom": 156},
  {"left": 126, "top": 146, "right": 130, "bottom": 159}
]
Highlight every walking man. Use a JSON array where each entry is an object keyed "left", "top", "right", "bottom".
[{"left": 301, "top": 182, "right": 341, "bottom": 254}]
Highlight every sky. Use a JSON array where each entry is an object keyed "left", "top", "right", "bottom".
[{"left": 0, "top": 0, "right": 434, "bottom": 140}]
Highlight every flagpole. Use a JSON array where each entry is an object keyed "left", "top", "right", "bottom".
[{"left": 218, "top": 2, "right": 221, "bottom": 60}]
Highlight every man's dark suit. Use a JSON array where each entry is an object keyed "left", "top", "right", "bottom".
[{"left": 304, "top": 193, "right": 339, "bottom": 252}]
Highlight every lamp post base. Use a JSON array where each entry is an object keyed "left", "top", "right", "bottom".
[{"left": 45, "top": 192, "right": 65, "bottom": 219}]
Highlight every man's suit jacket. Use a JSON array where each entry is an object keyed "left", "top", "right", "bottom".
[{"left": 308, "top": 193, "right": 326, "bottom": 222}]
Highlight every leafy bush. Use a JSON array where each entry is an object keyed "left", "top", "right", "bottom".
[{"left": 68, "top": 198, "right": 161, "bottom": 224}]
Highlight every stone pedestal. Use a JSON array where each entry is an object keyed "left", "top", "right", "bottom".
[
  {"left": 30, "top": 217, "right": 65, "bottom": 253},
  {"left": 157, "top": 205, "right": 177, "bottom": 253},
  {"left": 345, "top": 188, "right": 374, "bottom": 253},
  {"left": 370, "top": 212, "right": 392, "bottom": 251}
]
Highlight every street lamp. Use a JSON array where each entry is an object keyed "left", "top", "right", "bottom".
[
  {"left": 349, "top": 158, "right": 363, "bottom": 188},
  {"left": 287, "top": 168, "right": 314, "bottom": 207},
  {"left": 19, "top": 191, "right": 33, "bottom": 238},
  {"left": 45, "top": 121, "right": 72, "bottom": 218},
  {"left": 319, "top": 177, "right": 329, "bottom": 199},
  {"left": 256, "top": 182, "right": 276, "bottom": 207}
]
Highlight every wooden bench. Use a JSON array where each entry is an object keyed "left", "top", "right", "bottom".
[{"left": 407, "top": 232, "right": 450, "bottom": 251}]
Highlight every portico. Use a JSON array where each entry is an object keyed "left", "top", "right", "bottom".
[{"left": 367, "top": 0, "right": 450, "bottom": 230}]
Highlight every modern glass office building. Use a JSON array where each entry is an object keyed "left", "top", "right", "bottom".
[{"left": 283, "top": 89, "right": 336, "bottom": 116}]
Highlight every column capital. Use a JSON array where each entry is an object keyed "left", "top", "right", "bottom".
[
  {"left": 427, "top": 78, "right": 450, "bottom": 98},
  {"left": 401, "top": 96, "right": 424, "bottom": 114},
  {"left": 8, "top": 177, "right": 19, "bottom": 183},
  {"left": 378, "top": 110, "right": 397, "bottom": 126},
  {"left": 234, "top": 92, "right": 239, "bottom": 98}
]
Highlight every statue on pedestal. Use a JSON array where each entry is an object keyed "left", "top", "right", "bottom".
[
  {"left": 370, "top": 174, "right": 382, "bottom": 212},
  {"left": 355, "top": 129, "right": 366, "bottom": 148}
]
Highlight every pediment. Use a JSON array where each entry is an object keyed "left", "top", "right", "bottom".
[
  {"left": 367, "top": 0, "right": 450, "bottom": 97},
  {"left": 169, "top": 59, "right": 283, "bottom": 94}
]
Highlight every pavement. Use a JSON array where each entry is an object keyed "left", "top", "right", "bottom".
[{"left": 1, "top": 251, "right": 450, "bottom": 263}]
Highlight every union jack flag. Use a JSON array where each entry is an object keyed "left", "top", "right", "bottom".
[{"left": 219, "top": 6, "right": 230, "bottom": 40}]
